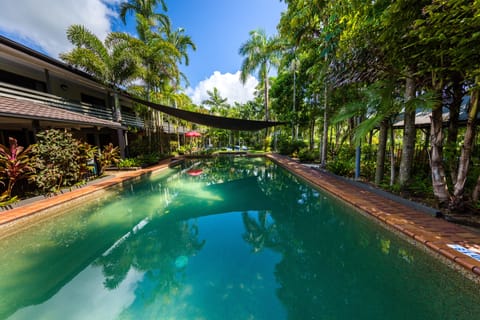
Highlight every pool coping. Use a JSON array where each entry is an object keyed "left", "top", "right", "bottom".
[
  {"left": 1, "top": 153, "right": 480, "bottom": 281},
  {"left": 266, "top": 153, "right": 480, "bottom": 281},
  {"left": 0, "top": 158, "right": 183, "bottom": 230}
]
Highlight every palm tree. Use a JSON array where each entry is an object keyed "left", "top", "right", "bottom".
[
  {"left": 202, "top": 87, "right": 229, "bottom": 116},
  {"left": 60, "top": 25, "right": 141, "bottom": 157},
  {"left": 160, "top": 19, "right": 196, "bottom": 87},
  {"left": 159, "top": 17, "right": 196, "bottom": 67},
  {"left": 61, "top": 25, "right": 139, "bottom": 87},
  {"left": 119, "top": 0, "right": 168, "bottom": 41},
  {"left": 239, "top": 29, "right": 280, "bottom": 122}
]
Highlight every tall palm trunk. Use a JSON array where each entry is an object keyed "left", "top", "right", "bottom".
[
  {"left": 429, "top": 87, "right": 450, "bottom": 206},
  {"left": 263, "top": 73, "right": 270, "bottom": 151},
  {"left": 113, "top": 91, "right": 126, "bottom": 158},
  {"left": 452, "top": 81, "right": 479, "bottom": 208},
  {"left": 399, "top": 73, "right": 416, "bottom": 186},
  {"left": 446, "top": 74, "right": 463, "bottom": 185},
  {"left": 264, "top": 74, "right": 270, "bottom": 122}
]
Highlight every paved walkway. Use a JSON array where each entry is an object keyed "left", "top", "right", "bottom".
[
  {"left": 267, "top": 153, "right": 480, "bottom": 279},
  {"left": 1, "top": 154, "right": 480, "bottom": 279}
]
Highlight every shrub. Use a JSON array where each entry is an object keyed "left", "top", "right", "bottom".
[
  {"left": 32, "top": 129, "right": 84, "bottom": 194},
  {"left": 326, "top": 159, "right": 355, "bottom": 177},
  {"left": 99, "top": 143, "right": 120, "bottom": 175},
  {"left": 0, "top": 137, "right": 34, "bottom": 203},
  {"left": 77, "top": 141, "right": 98, "bottom": 179},
  {"left": 137, "top": 152, "right": 161, "bottom": 166},
  {"left": 298, "top": 148, "right": 318, "bottom": 162},
  {"left": 277, "top": 138, "right": 307, "bottom": 156},
  {"left": 118, "top": 158, "right": 142, "bottom": 168},
  {"left": 170, "top": 140, "right": 179, "bottom": 152}
]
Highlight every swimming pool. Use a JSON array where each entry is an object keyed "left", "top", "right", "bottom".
[{"left": 0, "top": 156, "right": 479, "bottom": 319}]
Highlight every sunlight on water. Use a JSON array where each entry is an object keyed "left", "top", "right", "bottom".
[{"left": 0, "top": 156, "right": 479, "bottom": 320}]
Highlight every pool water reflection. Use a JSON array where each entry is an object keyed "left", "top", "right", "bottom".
[{"left": 0, "top": 156, "right": 479, "bottom": 319}]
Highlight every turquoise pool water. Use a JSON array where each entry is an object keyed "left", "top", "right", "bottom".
[{"left": 0, "top": 156, "right": 479, "bottom": 319}]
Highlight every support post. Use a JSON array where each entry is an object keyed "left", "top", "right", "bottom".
[{"left": 355, "top": 145, "right": 361, "bottom": 180}]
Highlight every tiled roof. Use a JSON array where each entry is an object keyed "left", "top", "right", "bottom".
[{"left": 0, "top": 95, "right": 123, "bottom": 129}]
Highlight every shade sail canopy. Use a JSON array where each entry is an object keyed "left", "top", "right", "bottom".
[{"left": 125, "top": 94, "right": 286, "bottom": 131}]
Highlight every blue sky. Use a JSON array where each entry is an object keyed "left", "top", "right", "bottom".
[{"left": 0, "top": 0, "right": 286, "bottom": 104}]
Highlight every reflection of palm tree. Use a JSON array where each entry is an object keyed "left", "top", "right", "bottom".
[
  {"left": 94, "top": 220, "right": 205, "bottom": 292},
  {"left": 241, "top": 211, "right": 278, "bottom": 253}
]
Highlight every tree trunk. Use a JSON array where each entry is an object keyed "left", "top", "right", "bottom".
[
  {"left": 309, "top": 116, "right": 315, "bottom": 151},
  {"left": 399, "top": 74, "right": 416, "bottom": 186},
  {"left": 472, "top": 174, "right": 480, "bottom": 203},
  {"left": 390, "top": 121, "right": 396, "bottom": 186},
  {"left": 446, "top": 73, "right": 463, "bottom": 185},
  {"left": 263, "top": 73, "right": 270, "bottom": 151},
  {"left": 375, "top": 120, "right": 388, "bottom": 186},
  {"left": 349, "top": 117, "right": 355, "bottom": 146},
  {"left": 321, "top": 85, "right": 328, "bottom": 167},
  {"left": 451, "top": 83, "right": 479, "bottom": 209},
  {"left": 113, "top": 91, "right": 126, "bottom": 158},
  {"left": 264, "top": 74, "right": 270, "bottom": 121},
  {"left": 430, "top": 101, "right": 450, "bottom": 206}
]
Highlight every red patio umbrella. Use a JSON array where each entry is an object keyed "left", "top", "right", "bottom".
[
  {"left": 185, "top": 131, "right": 201, "bottom": 137},
  {"left": 185, "top": 131, "right": 201, "bottom": 151}
]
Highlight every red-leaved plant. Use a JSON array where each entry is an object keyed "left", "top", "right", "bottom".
[{"left": 0, "top": 137, "right": 34, "bottom": 202}]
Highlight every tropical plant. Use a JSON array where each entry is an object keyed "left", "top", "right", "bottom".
[
  {"left": 99, "top": 143, "right": 121, "bottom": 175},
  {"left": 32, "top": 129, "right": 83, "bottom": 194},
  {"left": 77, "top": 141, "right": 99, "bottom": 179},
  {"left": 61, "top": 25, "right": 140, "bottom": 88},
  {"left": 118, "top": 158, "right": 142, "bottom": 168},
  {"left": 119, "top": 0, "right": 168, "bottom": 41},
  {"left": 239, "top": 29, "right": 280, "bottom": 122},
  {"left": 0, "top": 137, "right": 34, "bottom": 202},
  {"left": 202, "top": 87, "right": 229, "bottom": 116}
]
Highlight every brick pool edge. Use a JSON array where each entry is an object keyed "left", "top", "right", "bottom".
[{"left": 266, "top": 153, "right": 480, "bottom": 282}]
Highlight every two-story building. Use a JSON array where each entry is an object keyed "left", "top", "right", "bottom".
[{"left": 0, "top": 35, "right": 154, "bottom": 157}]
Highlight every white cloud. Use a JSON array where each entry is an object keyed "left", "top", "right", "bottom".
[
  {"left": 0, "top": 0, "right": 117, "bottom": 58},
  {"left": 187, "top": 71, "right": 258, "bottom": 105}
]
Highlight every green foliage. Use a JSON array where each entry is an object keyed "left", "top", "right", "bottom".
[
  {"left": 360, "top": 145, "right": 377, "bottom": 182},
  {"left": 118, "top": 158, "right": 142, "bottom": 168},
  {"left": 60, "top": 25, "right": 140, "bottom": 87},
  {"left": 326, "top": 146, "right": 355, "bottom": 177},
  {"left": 137, "top": 152, "right": 161, "bottom": 165},
  {"left": 277, "top": 137, "right": 307, "bottom": 156},
  {"left": 128, "top": 138, "right": 167, "bottom": 158},
  {"left": 407, "top": 176, "right": 433, "bottom": 197},
  {"left": 0, "top": 137, "right": 34, "bottom": 201},
  {"left": 169, "top": 140, "right": 178, "bottom": 152},
  {"left": 326, "top": 159, "right": 355, "bottom": 177},
  {"left": 177, "top": 145, "right": 187, "bottom": 155},
  {"left": 298, "top": 148, "right": 318, "bottom": 163},
  {"left": 32, "top": 129, "right": 83, "bottom": 194},
  {"left": 77, "top": 141, "right": 98, "bottom": 178},
  {"left": 264, "top": 136, "right": 272, "bottom": 152},
  {"left": 99, "top": 143, "right": 120, "bottom": 175}
]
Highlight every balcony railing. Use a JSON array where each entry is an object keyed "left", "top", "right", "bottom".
[{"left": 0, "top": 82, "right": 144, "bottom": 128}]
